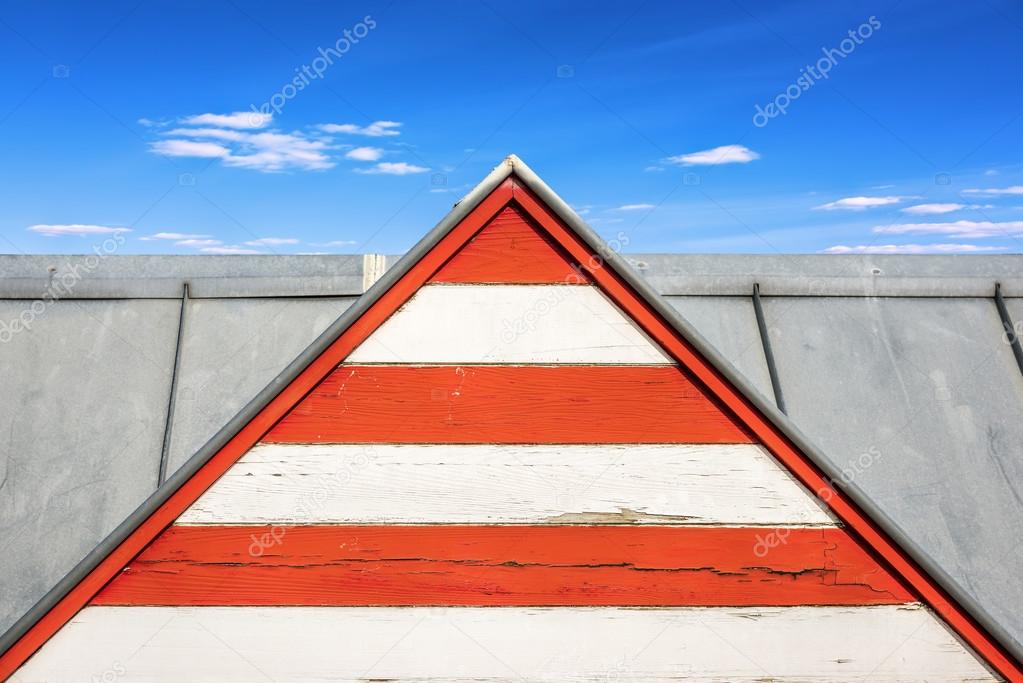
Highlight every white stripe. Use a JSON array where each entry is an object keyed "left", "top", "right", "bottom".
[
  {"left": 346, "top": 284, "right": 670, "bottom": 364},
  {"left": 177, "top": 444, "right": 835, "bottom": 526},
  {"left": 17, "top": 605, "right": 994, "bottom": 682}
]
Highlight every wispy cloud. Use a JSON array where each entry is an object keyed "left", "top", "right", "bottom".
[
  {"left": 146, "top": 113, "right": 417, "bottom": 173},
  {"left": 962, "top": 185, "right": 1023, "bottom": 196},
  {"left": 355, "top": 161, "right": 428, "bottom": 175},
  {"left": 900, "top": 203, "right": 992, "bottom": 214},
  {"left": 200, "top": 245, "right": 264, "bottom": 255},
  {"left": 139, "top": 232, "right": 212, "bottom": 241},
  {"left": 151, "top": 139, "right": 230, "bottom": 158},
  {"left": 310, "top": 240, "right": 358, "bottom": 247},
  {"left": 666, "top": 144, "right": 759, "bottom": 166},
  {"left": 28, "top": 224, "right": 131, "bottom": 236},
  {"left": 243, "top": 237, "right": 299, "bottom": 246},
  {"left": 872, "top": 220, "right": 1023, "bottom": 238},
  {"left": 612, "top": 203, "right": 655, "bottom": 211},
  {"left": 814, "top": 195, "right": 912, "bottom": 211},
  {"left": 319, "top": 121, "right": 402, "bottom": 137},
  {"left": 823, "top": 243, "right": 1006, "bottom": 254},
  {"left": 175, "top": 238, "right": 222, "bottom": 248},
  {"left": 345, "top": 146, "right": 384, "bottom": 161},
  {"left": 182, "top": 112, "right": 271, "bottom": 129}
]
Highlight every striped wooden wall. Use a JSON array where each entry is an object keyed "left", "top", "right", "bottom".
[{"left": 14, "top": 204, "right": 998, "bottom": 681}]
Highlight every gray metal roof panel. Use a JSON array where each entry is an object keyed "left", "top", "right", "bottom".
[
  {"left": 0, "top": 255, "right": 365, "bottom": 298},
  {"left": 662, "top": 295, "right": 776, "bottom": 404},
  {"left": 762, "top": 295, "right": 1023, "bottom": 646},
  {"left": 0, "top": 299, "right": 180, "bottom": 634},
  {"left": 165, "top": 297, "right": 356, "bottom": 473},
  {"left": 629, "top": 253, "right": 1023, "bottom": 297}
]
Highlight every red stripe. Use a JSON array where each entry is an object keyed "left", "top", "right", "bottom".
[
  {"left": 92, "top": 525, "right": 912, "bottom": 607},
  {"left": 430, "top": 204, "right": 587, "bottom": 284},
  {"left": 265, "top": 365, "right": 751, "bottom": 444}
]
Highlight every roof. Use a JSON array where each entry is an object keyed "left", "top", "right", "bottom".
[{"left": 2, "top": 157, "right": 1023, "bottom": 673}]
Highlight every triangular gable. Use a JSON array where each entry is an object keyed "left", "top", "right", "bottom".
[{"left": 2, "top": 157, "right": 1020, "bottom": 681}]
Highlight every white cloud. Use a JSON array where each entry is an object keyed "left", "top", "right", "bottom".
[
  {"left": 823, "top": 243, "right": 1006, "bottom": 254},
  {"left": 312, "top": 239, "right": 358, "bottom": 247},
  {"left": 151, "top": 139, "right": 230, "bottom": 158},
  {"left": 221, "top": 131, "right": 333, "bottom": 172},
  {"left": 165, "top": 127, "right": 248, "bottom": 142},
  {"left": 900, "top": 203, "right": 993, "bottom": 215},
  {"left": 175, "top": 239, "right": 222, "bottom": 248},
  {"left": 962, "top": 185, "right": 1023, "bottom": 196},
  {"left": 145, "top": 114, "right": 410, "bottom": 172},
  {"left": 139, "top": 232, "right": 211, "bottom": 241},
  {"left": 872, "top": 220, "right": 1023, "bottom": 238},
  {"left": 200, "top": 245, "right": 264, "bottom": 254},
  {"left": 243, "top": 237, "right": 299, "bottom": 246},
  {"left": 28, "top": 224, "right": 131, "bottom": 236},
  {"left": 613, "top": 203, "right": 656, "bottom": 211},
  {"left": 984, "top": 169, "right": 999, "bottom": 176},
  {"left": 666, "top": 144, "right": 759, "bottom": 166},
  {"left": 901, "top": 203, "right": 965, "bottom": 215},
  {"left": 182, "top": 112, "right": 271, "bottom": 129},
  {"left": 355, "top": 161, "right": 429, "bottom": 175},
  {"left": 345, "top": 146, "right": 384, "bottom": 161},
  {"left": 319, "top": 121, "right": 402, "bottom": 137},
  {"left": 814, "top": 196, "right": 910, "bottom": 211}
]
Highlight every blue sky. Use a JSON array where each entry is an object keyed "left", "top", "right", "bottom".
[{"left": 2, "top": 0, "right": 1022, "bottom": 255}]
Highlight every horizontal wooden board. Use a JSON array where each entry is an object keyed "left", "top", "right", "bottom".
[
  {"left": 265, "top": 365, "right": 751, "bottom": 444},
  {"left": 93, "top": 525, "right": 912, "bottom": 607},
  {"left": 18, "top": 605, "right": 994, "bottom": 681},
  {"left": 179, "top": 444, "right": 833, "bottom": 526},
  {"left": 346, "top": 284, "right": 670, "bottom": 364},
  {"left": 430, "top": 205, "right": 588, "bottom": 284}
]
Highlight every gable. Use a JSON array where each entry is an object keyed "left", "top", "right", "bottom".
[{"left": 3, "top": 159, "right": 1018, "bottom": 681}]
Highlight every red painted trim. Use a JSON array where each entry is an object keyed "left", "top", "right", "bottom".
[
  {"left": 2, "top": 174, "right": 1019, "bottom": 681},
  {"left": 430, "top": 205, "right": 588, "bottom": 284},
  {"left": 92, "top": 525, "right": 912, "bottom": 607},
  {"left": 264, "top": 365, "right": 751, "bottom": 444}
]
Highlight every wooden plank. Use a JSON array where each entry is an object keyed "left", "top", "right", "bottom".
[
  {"left": 346, "top": 284, "right": 670, "bottom": 364},
  {"left": 178, "top": 444, "right": 833, "bottom": 526},
  {"left": 18, "top": 605, "right": 995, "bottom": 681},
  {"left": 430, "top": 205, "right": 588, "bottom": 284},
  {"left": 92, "top": 525, "right": 912, "bottom": 607},
  {"left": 265, "top": 365, "right": 752, "bottom": 444}
]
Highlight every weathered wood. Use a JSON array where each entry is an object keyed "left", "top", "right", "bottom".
[
  {"left": 19, "top": 605, "right": 995, "bottom": 681},
  {"left": 346, "top": 284, "right": 669, "bottom": 364},
  {"left": 93, "top": 525, "right": 912, "bottom": 607},
  {"left": 430, "top": 204, "right": 587, "bottom": 284},
  {"left": 265, "top": 365, "right": 752, "bottom": 444},
  {"left": 179, "top": 444, "right": 833, "bottom": 526}
]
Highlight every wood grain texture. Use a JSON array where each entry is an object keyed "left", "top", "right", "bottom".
[
  {"left": 264, "top": 365, "right": 752, "bottom": 444},
  {"left": 18, "top": 605, "right": 995, "bottom": 682},
  {"left": 178, "top": 444, "right": 834, "bottom": 526},
  {"left": 346, "top": 284, "right": 670, "bottom": 364},
  {"left": 430, "top": 204, "right": 588, "bottom": 284},
  {"left": 92, "top": 525, "right": 913, "bottom": 607}
]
